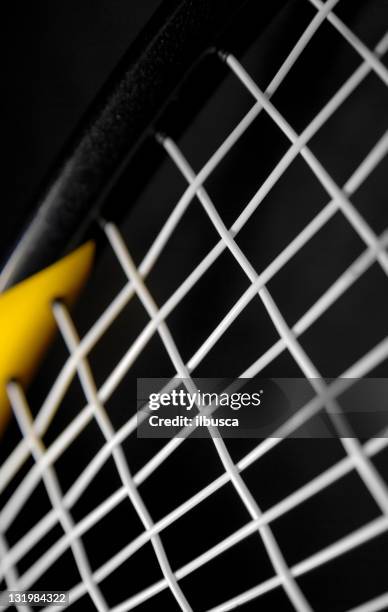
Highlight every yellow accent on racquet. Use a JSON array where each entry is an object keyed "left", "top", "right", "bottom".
[{"left": 0, "top": 241, "right": 95, "bottom": 434}]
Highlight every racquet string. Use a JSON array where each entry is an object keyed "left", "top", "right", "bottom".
[{"left": 1, "top": 1, "right": 388, "bottom": 610}]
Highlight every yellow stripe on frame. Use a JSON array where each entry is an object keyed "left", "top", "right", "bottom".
[{"left": 0, "top": 242, "right": 95, "bottom": 434}]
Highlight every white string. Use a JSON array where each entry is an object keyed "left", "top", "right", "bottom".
[
  {"left": 52, "top": 301, "right": 192, "bottom": 612},
  {"left": 103, "top": 223, "right": 312, "bottom": 612},
  {"left": 0, "top": 4, "right": 387, "bottom": 611},
  {"left": 162, "top": 134, "right": 388, "bottom": 513},
  {"left": 204, "top": 516, "right": 388, "bottom": 612},
  {"left": 86, "top": 513, "right": 388, "bottom": 612},
  {"left": 23, "top": 340, "right": 388, "bottom": 610},
  {"left": 6, "top": 382, "right": 108, "bottom": 612},
  {"left": 219, "top": 51, "right": 388, "bottom": 521},
  {"left": 0, "top": 536, "right": 30, "bottom": 612},
  {"left": 0, "top": 0, "right": 354, "bottom": 498},
  {"left": 1, "top": 136, "right": 387, "bottom": 591},
  {"left": 307, "top": 0, "right": 388, "bottom": 86},
  {"left": 347, "top": 591, "right": 388, "bottom": 612},
  {"left": 225, "top": 54, "right": 388, "bottom": 275},
  {"left": 2, "top": 25, "right": 386, "bottom": 533}
]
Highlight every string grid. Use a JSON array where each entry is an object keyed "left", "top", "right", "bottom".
[{"left": 1, "top": 0, "right": 388, "bottom": 610}]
